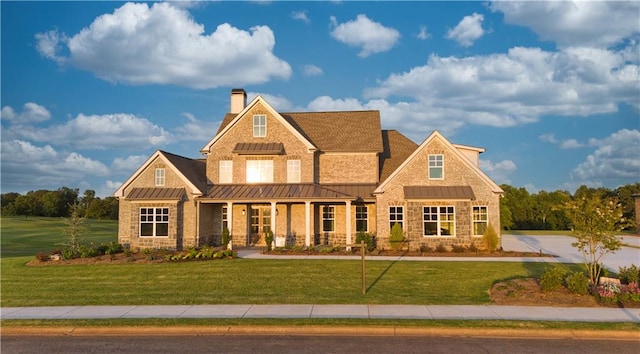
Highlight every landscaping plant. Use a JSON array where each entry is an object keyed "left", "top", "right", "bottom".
[
  {"left": 538, "top": 266, "right": 565, "bottom": 291},
  {"left": 389, "top": 223, "right": 403, "bottom": 250},
  {"left": 482, "top": 223, "right": 499, "bottom": 252}
]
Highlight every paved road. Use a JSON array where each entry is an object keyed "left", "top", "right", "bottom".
[{"left": 3, "top": 335, "right": 639, "bottom": 354}]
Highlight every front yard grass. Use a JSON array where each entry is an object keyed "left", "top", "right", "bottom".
[{"left": 1, "top": 256, "right": 577, "bottom": 307}]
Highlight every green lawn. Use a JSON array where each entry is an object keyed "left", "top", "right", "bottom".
[{"left": 1, "top": 216, "right": 118, "bottom": 257}]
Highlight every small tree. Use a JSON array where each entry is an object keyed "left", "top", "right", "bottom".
[
  {"left": 482, "top": 223, "right": 499, "bottom": 252},
  {"left": 564, "top": 195, "right": 628, "bottom": 285},
  {"left": 221, "top": 227, "right": 231, "bottom": 249},
  {"left": 265, "top": 230, "right": 274, "bottom": 252},
  {"left": 63, "top": 202, "right": 85, "bottom": 247}
]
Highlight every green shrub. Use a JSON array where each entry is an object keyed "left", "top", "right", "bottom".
[
  {"left": 389, "top": 223, "right": 403, "bottom": 249},
  {"left": 539, "top": 267, "right": 565, "bottom": 291},
  {"left": 105, "top": 241, "right": 123, "bottom": 255},
  {"left": 565, "top": 271, "right": 589, "bottom": 295},
  {"left": 265, "top": 230, "right": 274, "bottom": 251},
  {"left": 618, "top": 264, "right": 639, "bottom": 285},
  {"left": 221, "top": 227, "right": 231, "bottom": 248},
  {"left": 61, "top": 247, "right": 76, "bottom": 260},
  {"left": 482, "top": 223, "right": 499, "bottom": 252},
  {"left": 355, "top": 232, "right": 375, "bottom": 251},
  {"left": 435, "top": 243, "right": 448, "bottom": 253}
]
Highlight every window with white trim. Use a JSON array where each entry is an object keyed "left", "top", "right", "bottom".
[
  {"left": 428, "top": 154, "right": 443, "bottom": 179},
  {"left": 423, "top": 206, "right": 455, "bottom": 236},
  {"left": 473, "top": 206, "right": 488, "bottom": 236},
  {"left": 287, "top": 160, "right": 301, "bottom": 183},
  {"left": 155, "top": 168, "right": 165, "bottom": 186},
  {"left": 322, "top": 205, "right": 335, "bottom": 232},
  {"left": 219, "top": 160, "right": 233, "bottom": 184},
  {"left": 140, "top": 207, "right": 169, "bottom": 237},
  {"left": 221, "top": 205, "right": 228, "bottom": 232},
  {"left": 356, "top": 205, "right": 368, "bottom": 232},
  {"left": 246, "top": 160, "right": 273, "bottom": 183},
  {"left": 389, "top": 206, "right": 403, "bottom": 229},
  {"left": 253, "top": 114, "right": 266, "bottom": 137}
]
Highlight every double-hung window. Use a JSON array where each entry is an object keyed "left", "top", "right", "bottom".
[
  {"left": 140, "top": 207, "right": 169, "bottom": 237},
  {"left": 253, "top": 114, "right": 266, "bottom": 137},
  {"left": 428, "top": 154, "right": 443, "bottom": 179},
  {"left": 389, "top": 206, "right": 404, "bottom": 229},
  {"left": 356, "top": 205, "right": 368, "bottom": 232},
  {"left": 287, "top": 160, "right": 301, "bottom": 183},
  {"left": 423, "top": 206, "right": 455, "bottom": 236},
  {"left": 219, "top": 160, "right": 233, "bottom": 184},
  {"left": 322, "top": 205, "right": 335, "bottom": 232},
  {"left": 155, "top": 168, "right": 165, "bottom": 186},
  {"left": 473, "top": 206, "right": 488, "bottom": 236},
  {"left": 221, "top": 205, "right": 228, "bottom": 232},
  {"left": 246, "top": 160, "right": 273, "bottom": 183}
]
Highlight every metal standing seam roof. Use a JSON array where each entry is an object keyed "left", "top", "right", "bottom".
[
  {"left": 232, "top": 142, "right": 284, "bottom": 155},
  {"left": 204, "top": 184, "right": 377, "bottom": 201},
  {"left": 126, "top": 188, "right": 186, "bottom": 200},
  {"left": 403, "top": 186, "right": 476, "bottom": 200}
]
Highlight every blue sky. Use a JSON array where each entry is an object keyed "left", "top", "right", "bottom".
[{"left": 1, "top": 1, "right": 639, "bottom": 197}]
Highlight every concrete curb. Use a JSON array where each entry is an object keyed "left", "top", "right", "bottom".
[{"left": 2, "top": 326, "right": 639, "bottom": 340}]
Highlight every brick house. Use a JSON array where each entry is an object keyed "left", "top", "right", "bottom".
[{"left": 114, "top": 89, "right": 503, "bottom": 250}]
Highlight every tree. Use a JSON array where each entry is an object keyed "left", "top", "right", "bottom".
[
  {"left": 63, "top": 202, "right": 86, "bottom": 246},
  {"left": 564, "top": 194, "right": 629, "bottom": 285}
]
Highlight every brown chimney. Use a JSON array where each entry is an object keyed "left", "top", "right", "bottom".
[{"left": 230, "top": 88, "right": 247, "bottom": 114}]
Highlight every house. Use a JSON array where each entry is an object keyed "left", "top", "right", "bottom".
[{"left": 114, "top": 89, "right": 503, "bottom": 251}]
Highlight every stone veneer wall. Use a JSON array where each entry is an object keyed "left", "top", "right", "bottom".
[{"left": 317, "top": 153, "right": 379, "bottom": 183}]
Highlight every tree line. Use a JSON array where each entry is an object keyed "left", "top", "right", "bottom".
[
  {"left": 500, "top": 183, "right": 639, "bottom": 231},
  {"left": 1, "top": 187, "right": 118, "bottom": 220}
]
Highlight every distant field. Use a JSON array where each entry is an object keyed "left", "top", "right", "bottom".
[{"left": 1, "top": 216, "right": 117, "bottom": 258}]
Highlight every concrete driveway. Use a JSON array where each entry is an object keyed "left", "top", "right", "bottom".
[{"left": 502, "top": 234, "right": 640, "bottom": 272}]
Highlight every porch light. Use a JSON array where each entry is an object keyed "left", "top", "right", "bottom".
[{"left": 242, "top": 209, "right": 246, "bottom": 216}]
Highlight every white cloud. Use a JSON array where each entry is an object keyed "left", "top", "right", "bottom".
[
  {"left": 1, "top": 103, "right": 51, "bottom": 124},
  {"left": 446, "top": 13, "right": 485, "bottom": 47},
  {"left": 111, "top": 154, "right": 148, "bottom": 172},
  {"left": 417, "top": 25, "right": 431, "bottom": 40},
  {"left": 0, "top": 140, "right": 110, "bottom": 192},
  {"left": 5, "top": 113, "right": 172, "bottom": 150},
  {"left": 330, "top": 14, "right": 400, "bottom": 57},
  {"left": 291, "top": 10, "right": 310, "bottom": 24},
  {"left": 173, "top": 112, "right": 218, "bottom": 142},
  {"left": 35, "top": 2, "right": 291, "bottom": 89},
  {"left": 479, "top": 159, "right": 517, "bottom": 184},
  {"left": 571, "top": 129, "right": 640, "bottom": 183},
  {"left": 247, "top": 92, "right": 294, "bottom": 111},
  {"left": 539, "top": 134, "right": 584, "bottom": 149},
  {"left": 490, "top": 1, "right": 640, "bottom": 48},
  {"left": 302, "top": 64, "right": 323, "bottom": 76},
  {"left": 364, "top": 46, "right": 639, "bottom": 132}
]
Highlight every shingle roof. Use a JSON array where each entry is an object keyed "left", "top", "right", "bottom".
[
  {"left": 379, "top": 130, "right": 418, "bottom": 181},
  {"left": 217, "top": 111, "right": 384, "bottom": 153},
  {"left": 159, "top": 151, "right": 208, "bottom": 193},
  {"left": 127, "top": 188, "right": 185, "bottom": 200},
  {"left": 403, "top": 186, "right": 476, "bottom": 200},
  {"left": 204, "top": 183, "right": 376, "bottom": 201}
]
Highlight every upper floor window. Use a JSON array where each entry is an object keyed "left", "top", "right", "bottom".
[
  {"left": 140, "top": 207, "right": 169, "bottom": 237},
  {"left": 428, "top": 154, "right": 444, "bottom": 179},
  {"left": 389, "top": 206, "right": 403, "bottom": 229},
  {"left": 473, "top": 206, "right": 488, "bottom": 236},
  {"left": 246, "top": 160, "right": 273, "bottom": 183},
  {"left": 356, "top": 205, "right": 368, "bottom": 232},
  {"left": 219, "top": 160, "right": 233, "bottom": 184},
  {"left": 253, "top": 114, "right": 266, "bottom": 137},
  {"left": 322, "top": 205, "right": 335, "bottom": 232},
  {"left": 423, "top": 206, "right": 455, "bottom": 237},
  {"left": 287, "top": 160, "right": 301, "bottom": 183},
  {"left": 155, "top": 168, "right": 165, "bottom": 186}
]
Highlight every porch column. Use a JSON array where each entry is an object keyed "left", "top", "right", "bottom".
[
  {"left": 271, "top": 201, "right": 277, "bottom": 248},
  {"left": 226, "top": 201, "right": 233, "bottom": 250},
  {"left": 346, "top": 200, "right": 352, "bottom": 251},
  {"left": 305, "top": 201, "right": 311, "bottom": 247}
]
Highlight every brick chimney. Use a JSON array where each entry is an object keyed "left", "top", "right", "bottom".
[{"left": 230, "top": 88, "right": 247, "bottom": 114}]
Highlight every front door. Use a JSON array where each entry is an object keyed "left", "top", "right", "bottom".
[{"left": 249, "top": 206, "right": 271, "bottom": 246}]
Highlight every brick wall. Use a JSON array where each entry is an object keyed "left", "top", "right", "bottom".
[{"left": 317, "top": 153, "right": 379, "bottom": 183}]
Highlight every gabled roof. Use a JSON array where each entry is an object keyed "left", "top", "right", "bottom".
[
  {"left": 379, "top": 130, "right": 418, "bottom": 181},
  {"left": 113, "top": 150, "right": 207, "bottom": 198},
  {"left": 374, "top": 131, "right": 504, "bottom": 194},
  {"left": 201, "top": 95, "right": 316, "bottom": 153},
  {"left": 215, "top": 110, "right": 384, "bottom": 153}
]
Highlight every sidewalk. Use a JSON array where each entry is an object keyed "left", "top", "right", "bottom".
[{"left": 2, "top": 304, "right": 639, "bottom": 322}]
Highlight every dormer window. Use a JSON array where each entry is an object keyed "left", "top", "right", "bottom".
[
  {"left": 253, "top": 114, "right": 266, "bottom": 137},
  {"left": 155, "top": 168, "right": 165, "bottom": 186}
]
